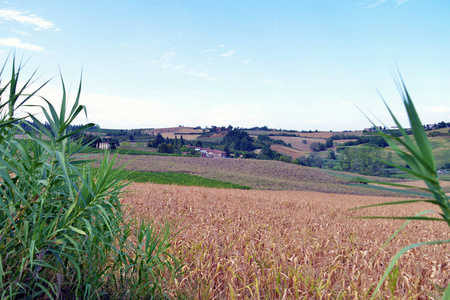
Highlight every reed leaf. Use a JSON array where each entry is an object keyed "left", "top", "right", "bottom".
[
  {"left": 0, "top": 55, "right": 182, "bottom": 298},
  {"left": 354, "top": 75, "right": 450, "bottom": 299}
]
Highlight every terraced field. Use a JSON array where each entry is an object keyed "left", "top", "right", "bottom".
[{"left": 270, "top": 144, "right": 304, "bottom": 159}]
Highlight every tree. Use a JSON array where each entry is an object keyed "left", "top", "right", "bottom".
[
  {"left": 258, "top": 145, "right": 277, "bottom": 160},
  {"left": 157, "top": 143, "right": 173, "bottom": 153},
  {"left": 243, "top": 151, "right": 257, "bottom": 159},
  {"left": 309, "top": 142, "right": 325, "bottom": 152},
  {"left": 224, "top": 146, "right": 230, "bottom": 157},
  {"left": 327, "top": 149, "right": 336, "bottom": 160},
  {"left": 339, "top": 147, "right": 385, "bottom": 175},
  {"left": 308, "top": 153, "right": 324, "bottom": 168},
  {"left": 148, "top": 133, "right": 165, "bottom": 148},
  {"left": 223, "top": 129, "right": 255, "bottom": 151}
]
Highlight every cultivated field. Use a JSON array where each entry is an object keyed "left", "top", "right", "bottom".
[
  {"left": 265, "top": 136, "right": 328, "bottom": 152},
  {"left": 333, "top": 139, "right": 359, "bottom": 145},
  {"left": 111, "top": 154, "right": 408, "bottom": 196},
  {"left": 123, "top": 183, "right": 450, "bottom": 299},
  {"left": 144, "top": 127, "right": 203, "bottom": 140},
  {"left": 246, "top": 130, "right": 335, "bottom": 139},
  {"left": 270, "top": 144, "right": 304, "bottom": 159},
  {"left": 159, "top": 133, "right": 201, "bottom": 140}
]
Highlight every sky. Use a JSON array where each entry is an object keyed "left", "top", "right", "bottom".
[{"left": 0, "top": 0, "right": 449, "bottom": 131}]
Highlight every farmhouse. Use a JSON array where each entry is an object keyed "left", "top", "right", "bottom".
[
  {"left": 187, "top": 146, "right": 227, "bottom": 158},
  {"left": 96, "top": 142, "right": 111, "bottom": 150}
]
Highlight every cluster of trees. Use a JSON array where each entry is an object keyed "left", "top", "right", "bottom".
[
  {"left": 221, "top": 129, "right": 255, "bottom": 151},
  {"left": 431, "top": 121, "right": 449, "bottom": 129},
  {"left": 256, "top": 135, "right": 292, "bottom": 148},
  {"left": 330, "top": 133, "right": 361, "bottom": 140},
  {"left": 341, "top": 136, "right": 388, "bottom": 148},
  {"left": 441, "top": 163, "right": 450, "bottom": 170},
  {"left": 309, "top": 138, "right": 333, "bottom": 152},
  {"left": 339, "top": 147, "right": 391, "bottom": 176},
  {"left": 296, "top": 149, "right": 336, "bottom": 169},
  {"left": 428, "top": 129, "right": 450, "bottom": 137},
  {"left": 199, "top": 125, "right": 233, "bottom": 138},
  {"left": 147, "top": 133, "right": 187, "bottom": 154}
]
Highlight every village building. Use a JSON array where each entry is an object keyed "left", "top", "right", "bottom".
[
  {"left": 186, "top": 145, "right": 227, "bottom": 158},
  {"left": 96, "top": 142, "right": 111, "bottom": 150}
]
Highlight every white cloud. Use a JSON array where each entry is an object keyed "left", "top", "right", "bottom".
[
  {"left": 149, "top": 51, "right": 219, "bottom": 81},
  {"left": 182, "top": 69, "right": 219, "bottom": 81},
  {"left": 0, "top": 37, "right": 44, "bottom": 51},
  {"left": 425, "top": 106, "right": 450, "bottom": 113},
  {"left": 264, "top": 79, "right": 284, "bottom": 86},
  {"left": 221, "top": 50, "right": 235, "bottom": 57},
  {"left": 366, "top": 0, "right": 388, "bottom": 8},
  {"left": 366, "top": 0, "right": 407, "bottom": 8},
  {"left": 13, "top": 30, "right": 30, "bottom": 36},
  {"left": 218, "top": 44, "right": 226, "bottom": 48},
  {"left": 0, "top": 9, "right": 57, "bottom": 30},
  {"left": 162, "top": 51, "right": 174, "bottom": 60}
]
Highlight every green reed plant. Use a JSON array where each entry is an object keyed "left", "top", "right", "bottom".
[
  {"left": 0, "top": 54, "right": 182, "bottom": 299},
  {"left": 353, "top": 75, "right": 450, "bottom": 299}
]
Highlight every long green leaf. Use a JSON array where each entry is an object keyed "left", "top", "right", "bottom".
[{"left": 370, "top": 239, "right": 450, "bottom": 299}]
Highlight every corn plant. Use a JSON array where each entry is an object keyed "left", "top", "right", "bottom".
[
  {"left": 353, "top": 75, "right": 450, "bottom": 299},
  {"left": 0, "top": 54, "right": 182, "bottom": 299}
]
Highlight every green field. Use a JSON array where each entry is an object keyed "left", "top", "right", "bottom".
[
  {"left": 81, "top": 146, "right": 186, "bottom": 156},
  {"left": 117, "top": 169, "right": 251, "bottom": 189},
  {"left": 389, "top": 135, "right": 450, "bottom": 169}
]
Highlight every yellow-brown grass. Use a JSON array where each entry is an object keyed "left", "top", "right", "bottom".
[
  {"left": 270, "top": 144, "right": 304, "bottom": 159},
  {"left": 145, "top": 127, "right": 203, "bottom": 140},
  {"left": 296, "top": 132, "right": 334, "bottom": 139},
  {"left": 333, "top": 139, "right": 359, "bottom": 145},
  {"left": 159, "top": 132, "right": 201, "bottom": 140},
  {"left": 123, "top": 183, "right": 450, "bottom": 299},
  {"left": 250, "top": 136, "right": 328, "bottom": 152}
]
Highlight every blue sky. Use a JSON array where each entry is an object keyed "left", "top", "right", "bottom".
[{"left": 0, "top": 0, "right": 449, "bottom": 130}]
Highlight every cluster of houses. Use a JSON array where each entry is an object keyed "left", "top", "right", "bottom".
[{"left": 186, "top": 145, "right": 227, "bottom": 158}]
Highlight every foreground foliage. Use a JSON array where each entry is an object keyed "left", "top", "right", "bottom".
[
  {"left": 0, "top": 56, "right": 182, "bottom": 298},
  {"left": 354, "top": 77, "right": 450, "bottom": 298}
]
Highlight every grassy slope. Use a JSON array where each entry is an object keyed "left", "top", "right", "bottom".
[
  {"left": 104, "top": 154, "right": 415, "bottom": 196},
  {"left": 118, "top": 169, "right": 250, "bottom": 189},
  {"left": 388, "top": 135, "right": 450, "bottom": 171}
]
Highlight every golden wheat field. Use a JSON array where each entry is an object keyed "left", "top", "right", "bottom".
[{"left": 122, "top": 183, "right": 450, "bottom": 299}]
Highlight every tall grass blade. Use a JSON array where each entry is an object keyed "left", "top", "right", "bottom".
[{"left": 355, "top": 74, "right": 450, "bottom": 298}]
